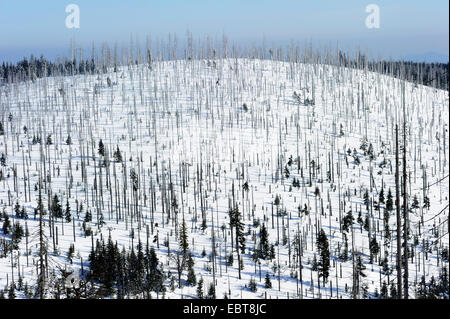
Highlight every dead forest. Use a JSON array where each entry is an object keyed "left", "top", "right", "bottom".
[{"left": 0, "top": 35, "right": 448, "bottom": 299}]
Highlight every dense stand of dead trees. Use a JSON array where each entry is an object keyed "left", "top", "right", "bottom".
[{"left": 0, "top": 35, "right": 448, "bottom": 299}]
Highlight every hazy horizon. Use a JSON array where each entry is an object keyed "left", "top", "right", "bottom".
[{"left": 0, "top": 1, "right": 448, "bottom": 63}]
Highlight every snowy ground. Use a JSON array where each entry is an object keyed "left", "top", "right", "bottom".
[{"left": 0, "top": 58, "right": 448, "bottom": 298}]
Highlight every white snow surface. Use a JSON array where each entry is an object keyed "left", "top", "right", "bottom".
[{"left": 0, "top": 58, "right": 448, "bottom": 299}]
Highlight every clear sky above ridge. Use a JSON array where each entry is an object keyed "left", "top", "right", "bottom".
[{"left": 0, "top": 0, "right": 448, "bottom": 62}]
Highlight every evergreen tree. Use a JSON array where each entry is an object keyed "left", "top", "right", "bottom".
[
  {"left": 179, "top": 217, "right": 189, "bottom": 256},
  {"left": 226, "top": 253, "right": 233, "bottom": 266},
  {"left": 258, "top": 223, "right": 270, "bottom": 260},
  {"left": 380, "top": 281, "right": 389, "bottom": 299},
  {"left": 317, "top": 229, "right": 330, "bottom": 283},
  {"left": 51, "top": 194, "right": 63, "bottom": 219},
  {"left": 8, "top": 284, "right": 15, "bottom": 299},
  {"left": 11, "top": 223, "right": 24, "bottom": 249},
  {"left": 363, "top": 214, "right": 370, "bottom": 231},
  {"left": 230, "top": 206, "right": 246, "bottom": 254},
  {"left": 196, "top": 278, "right": 204, "bottom": 299},
  {"left": 438, "top": 267, "right": 449, "bottom": 297},
  {"left": 0, "top": 153, "right": 6, "bottom": 167},
  {"left": 383, "top": 206, "right": 390, "bottom": 227},
  {"left": 65, "top": 199, "right": 71, "bottom": 223},
  {"left": 113, "top": 145, "right": 122, "bottom": 163},
  {"left": 264, "top": 272, "right": 272, "bottom": 289},
  {"left": 135, "top": 240, "right": 145, "bottom": 293},
  {"left": 423, "top": 196, "right": 430, "bottom": 209},
  {"left": 339, "top": 233, "right": 349, "bottom": 261},
  {"left": 146, "top": 246, "right": 165, "bottom": 294},
  {"left": 269, "top": 244, "right": 275, "bottom": 260},
  {"left": 363, "top": 190, "right": 370, "bottom": 210},
  {"left": 186, "top": 253, "right": 197, "bottom": 286},
  {"left": 383, "top": 191, "right": 392, "bottom": 242},
  {"left": 311, "top": 254, "right": 318, "bottom": 271},
  {"left": 206, "top": 282, "right": 216, "bottom": 299},
  {"left": 343, "top": 211, "right": 354, "bottom": 233},
  {"left": 19, "top": 207, "right": 28, "bottom": 219},
  {"left": 416, "top": 275, "right": 428, "bottom": 299},
  {"left": 357, "top": 211, "right": 364, "bottom": 227},
  {"left": 68, "top": 244, "right": 75, "bottom": 263},
  {"left": 356, "top": 255, "right": 367, "bottom": 278},
  {"left": 84, "top": 210, "right": 92, "bottom": 223},
  {"left": 248, "top": 278, "right": 257, "bottom": 292},
  {"left": 130, "top": 169, "right": 138, "bottom": 192},
  {"left": 2, "top": 212, "right": 11, "bottom": 234},
  {"left": 274, "top": 195, "right": 281, "bottom": 206},
  {"left": 284, "top": 166, "right": 290, "bottom": 179},
  {"left": 379, "top": 188, "right": 385, "bottom": 204},
  {"left": 411, "top": 195, "right": 420, "bottom": 210},
  {"left": 386, "top": 188, "right": 394, "bottom": 212},
  {"left": 201, "top": 217, "right": 207, "bottom": 231},
  {"left": 299, "top": 204, "right": 309, "bottom": 216},
  {"left": 14, "top": 202, "right": 21, "bottom": 217},
  {"left": 380, "top": 253, "right": 391, "bottom": 275},
  {"left": 46, "top": 134, "right": 52, "bottom": 145},
  {"left": 390, "top": 283, "right": 398, "bottom": 299},
  {"left": 314, "top": 186, "right": 320, "bottom": 197},
  {"left": 98, "top": 139, "right": 105, "bottom": 157},
  {"left": 369, "top": 236, "right": 380, "bottom": 263},
  {"left": 127, "top": 247, "right": 138, "bottom": 295},
  {"left": 235, "top": 209, "right": 246, "bottom": 254},
  {"left": 361, "top": 283, "right": 369, "bottom": 298}
]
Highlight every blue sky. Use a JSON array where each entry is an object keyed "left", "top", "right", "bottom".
[{"left": 0, "top": 0, "right": 448, "bottom": 62}]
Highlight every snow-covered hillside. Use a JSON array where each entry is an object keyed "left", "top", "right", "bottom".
[{"left": 0, "top": 58, "right": 448, "bottom": 299}]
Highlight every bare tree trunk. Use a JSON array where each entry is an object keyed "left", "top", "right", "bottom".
[
  {"left": 402, "top": 83, "right": 409, "bottom": 299},
  {"left": 395, "top": 124, "right": 402, "bottom": 299}
]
